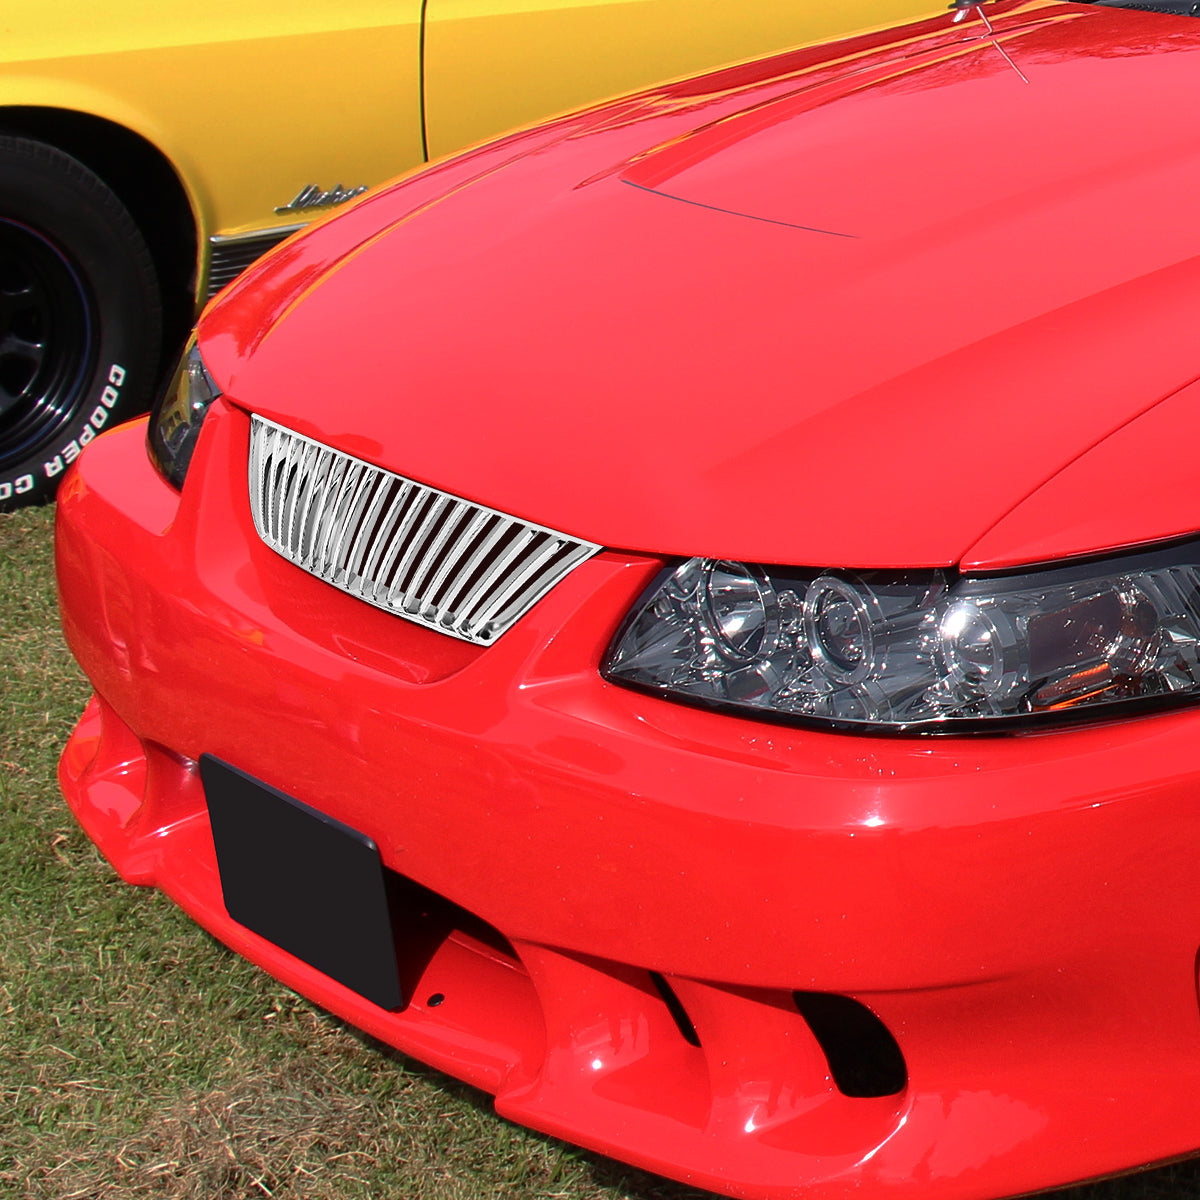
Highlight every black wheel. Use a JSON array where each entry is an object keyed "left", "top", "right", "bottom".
[{"left": 0, "top": 135, "right": 161, "bottom": 511}]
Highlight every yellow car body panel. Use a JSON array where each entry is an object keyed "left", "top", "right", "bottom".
[
  {"left": 0, "top": 0, "right": 945, "bottom": 508},
  {"left": 0, "top": 3, "right": 424, "bottom": 242},
  {"left": 2, "top": 0, "right": 942, "bottom": 253},
  {"left": 424, "top": 0, "right": 945, "bottom": 159}
]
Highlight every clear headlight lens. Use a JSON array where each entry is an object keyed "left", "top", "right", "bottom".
[
  {"left": 147, "top": 337, "right": 222, "bottom": 488},
  {"left": 603, "top": 548, "right": 1200, "bottom": 730}
]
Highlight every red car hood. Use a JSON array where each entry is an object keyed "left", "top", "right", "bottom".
[{"left": 201, "top": 0, "right": 1200, "bottom": 571}]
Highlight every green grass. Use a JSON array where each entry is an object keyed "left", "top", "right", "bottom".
[{"left": 2, "top": 504, "right": 1199, "bottom": 1200}]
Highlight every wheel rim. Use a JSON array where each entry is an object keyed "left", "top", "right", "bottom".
[{"left": 0, "top": 219, "right": 96, "bottom": 471}]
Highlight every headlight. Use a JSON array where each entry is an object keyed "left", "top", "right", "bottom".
[
  {"left": 147, "top": 337, "right": 222, "bottom": 488},
  {"left": 603, "top": 547, "right": 1200, "bottom": 731}
]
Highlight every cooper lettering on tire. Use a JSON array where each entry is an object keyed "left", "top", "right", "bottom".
[{"left": 0, "top": 136, "right": 160, "bottom": 511}]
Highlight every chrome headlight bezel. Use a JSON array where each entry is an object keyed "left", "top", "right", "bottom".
[
  {"left": 602, "top": 542, "right": 1200, "bottom": 734},
  {"left": 147, "top": 336, "right": 222, "bottom": 489}
]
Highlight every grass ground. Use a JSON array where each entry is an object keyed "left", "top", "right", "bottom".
[{"left": 3, "top": 503, "right": 1200, "bottom": 1200}]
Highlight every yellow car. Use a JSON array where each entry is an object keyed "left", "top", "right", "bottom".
[{"left": 0, "top": 0, "right": 937, "bottom": 509}]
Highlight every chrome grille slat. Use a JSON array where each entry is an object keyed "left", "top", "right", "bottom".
[
  {"left": 357, "top": 480, "right": 414, "bottom": 596},
  {"left": 451, "top": 526, "right": 539, "bottom": 634},
  {"left": 297, "top": 446, "right": 337, "bottom": 566},
  {"left": 282, "top": 438, "right": 317, "bottom": 549},
  {"left": 249, "top": 416, "right": 601, "bottom": 645},
  {"left": 275, "top": 430, "right": 303, "bottom": 544},
  {"left": 422, "top": 507, "right": 492, "bottom": 613},
  {"left": 248, "top": 417, "right": 266, "bottom": 533},
  {"left": 344, "top": 474, "right": 396, "bottom": 586},
  {"left": 328, "top": 463, "right": 375, "bottom": 581},
  {"left": 469, "top": 535, "right": 571, "bottom": 638},
  {"left": 404, "top": 498, "right": 473, "bottom": 611},
  {"left": 486, "top": 540, "right": 597, "bottom": 639},
  {"left": 387, "top": 493, "right": 451, "bottom": 607},
  {"left": 264, "top": 424, "right": 287, "bottom": 541},
  {"left": 436, "top": 516, "right": 513, "bottom": 618},
  {"left": 368, "top": 485, "right": 427, "bottom": 602},
  {"left": 311, "top": 456, "right": 353, "bottom": 571},
  {"left": 330, "top": 463, "right": 368, "bottom": 566}
]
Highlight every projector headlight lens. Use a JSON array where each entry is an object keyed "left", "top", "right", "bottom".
[{"left": 604, "top": 546, "right": 1200, "bottom": 731}]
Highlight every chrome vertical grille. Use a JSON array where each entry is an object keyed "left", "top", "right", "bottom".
[{"left": 248, "top": 416, "right": 602, "bottom": 645}]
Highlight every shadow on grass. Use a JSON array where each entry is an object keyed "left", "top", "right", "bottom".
[{"left": 1053, "top": 1158, "right": 1200, "bottom": 1200}]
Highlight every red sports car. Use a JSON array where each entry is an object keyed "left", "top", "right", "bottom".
[{"left": 56, "top": 2, "right": 1200, "bottom": 1197}]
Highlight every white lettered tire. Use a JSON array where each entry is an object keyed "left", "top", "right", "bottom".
[{"left": 0, "top": 135, "right": 161, "bottom": 510}]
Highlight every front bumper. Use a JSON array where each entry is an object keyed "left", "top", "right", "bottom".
[{"left": 57, "top": 407, "right": 1200, "bottom": 1200}]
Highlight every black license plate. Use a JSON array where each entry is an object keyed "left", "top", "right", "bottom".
[{"left": 201, "top": 755, "right": 403, "bottom": 1010}]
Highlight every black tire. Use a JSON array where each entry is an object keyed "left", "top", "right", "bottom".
[{"left": 0, "top": 135, "right": 161, "bottom": 511}]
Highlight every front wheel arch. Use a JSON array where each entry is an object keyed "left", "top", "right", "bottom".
[{"left": 0, "top": 107, "right": 200, "bottom": 369}]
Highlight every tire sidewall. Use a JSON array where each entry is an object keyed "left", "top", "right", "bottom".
[{"left": 0, "top": 138, "right": 160, "bottom": 510}]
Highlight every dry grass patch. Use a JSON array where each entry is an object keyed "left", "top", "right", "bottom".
[{"left": 31, "top": 1069, "right": 395, "bottom": 1199}]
